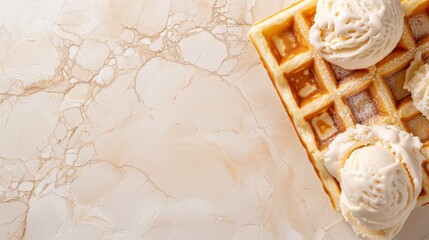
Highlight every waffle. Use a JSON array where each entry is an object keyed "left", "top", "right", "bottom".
[{"left": 249, "top": 0, "right": 429, "bottom": 211}]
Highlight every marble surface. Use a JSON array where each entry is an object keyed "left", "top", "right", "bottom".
[{"left": 0, "top": 0, "right": 429, "bottom": 239}]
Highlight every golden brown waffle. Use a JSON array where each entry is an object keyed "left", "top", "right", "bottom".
[{"left": 249, "top": 0, "right": 429, "bottom": 211}]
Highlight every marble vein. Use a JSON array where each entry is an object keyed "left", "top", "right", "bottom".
[{"left": 0, "top": 0, "right": 429, "bottom": 240}]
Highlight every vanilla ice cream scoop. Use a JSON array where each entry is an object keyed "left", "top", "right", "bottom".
[
  {"left": 325, "top": 125, "right": 424, "bottom": 240},
  {"left": 309, "top": 0, "right": 404, "bottom": 70},
  {"left": 404, "top": 52, "right": 429, "bottom": 119}
]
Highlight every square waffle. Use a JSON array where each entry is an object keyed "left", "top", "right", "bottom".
[{"left": 249, "top": 0, "right": 429, "bottom": 211}]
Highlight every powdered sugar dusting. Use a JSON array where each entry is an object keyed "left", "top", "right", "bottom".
[
  {"left": 407, "top": 12, "right": 429, "bottom": 41},
  {"left": 346, "top": 90, "right": 379, "bottom": 124},
  {"left": 331, "top": 64, "right": 355, "bottom": 83}
]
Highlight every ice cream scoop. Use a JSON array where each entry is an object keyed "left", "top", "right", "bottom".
[
  {"left": 325, "top": 125, "right": 424, "bottom": 240},
  {"left": 309, "top": 0, "right": 404, "bottom": 70},
  {"left": 404, "top": 52, "right": 429, "bottom": 120}
]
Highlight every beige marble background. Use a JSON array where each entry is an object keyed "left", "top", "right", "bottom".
[{"left": 0, "top": 0, "right": 428, "bottom": 239}]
